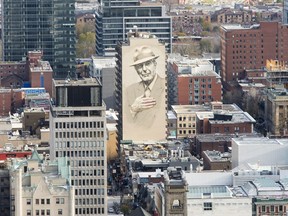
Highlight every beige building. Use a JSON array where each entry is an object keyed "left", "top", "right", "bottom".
[
  {"left": 9, "top": 151, "right": 74, "bottom": 216},
  {"left": 49, "top": 78, "right": 107, "bottom": 215},
  {"left": 265, "top": 88, "right": 288, "bottom": 136}
]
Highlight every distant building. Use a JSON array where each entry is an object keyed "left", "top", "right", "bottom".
[
  {"left": 49, "top": 77, "right": 107, "bottom": 215},
  {"left": 220, "top": 22, "right": 288, "bottom": 85},
  {"left": 89, "top": 56, "right": 116, "bottom": 109},
  {"left": 95, "top": 0, "right": 172, "bottom": 56},
  {"left": 265, "top": 87, "right": 288, "bottom": 136},
  {"left": 9, "top": 152, "right": 74, "bottom": 216},
  {"left": 171, "top": 102, "right": 255, "bottom": 139},
  {"left": 285, "top": 0, "right": 288, "bottom": 24},
  {"left": 202, "top": 150, "right": 231, "bottom": 170},
  {"left": 2, "top": 0, "right": 76, "bottom": 78},
  {"left": 194, "top": 134, "right": 233, "bottom": 157},
  {"left": 231, "top": 137, "right": 288, "bottom": 168},
  {"left": 168, "top": 58, "right": 222, "bottom": 106},
  {"left": 76, "top": 13, "right": 95, "bottom": 30},
  {"left": 211, "top": 8, "right": 252, "bottom": 24}
]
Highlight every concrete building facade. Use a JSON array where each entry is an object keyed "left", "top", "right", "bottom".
[{"left": 49, "top": 78, "right": 107, "bottom": 215}]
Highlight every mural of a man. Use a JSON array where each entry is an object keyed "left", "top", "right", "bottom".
[{"left": 125, "top": 45, "right": 165, "bottom": 128}]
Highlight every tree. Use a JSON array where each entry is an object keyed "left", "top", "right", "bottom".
[
  {"left": 76, "top": 22, "right": 95, "bottom": 39},
  {"left": 76, "top": 32, "right": 95, "bottom": 58},
  {"left": 200, "top": 39, "right": 212, "bottom": 53}
]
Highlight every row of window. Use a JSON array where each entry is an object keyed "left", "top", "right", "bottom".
[
  {"left": 55, "top": 130, "right": 104, "bottom": 139},
  {"left": 75, "top": 207, "right": 104, "bottom": 215},
  {"left": 28, "top": 198, "right": 65, "bottom": 205},
  {"left": 75, "top": 197, "right": 105, "bottom": 205},
  {"left": 178, "top": 116, "right": 196, "bottom": 122},
  {"left": 71, "top": 178, "right": 105, "bottom": 186},
  {"left": 260, "top": 205, "right": 285, "bottom": 213},
  {"left": 71, "top": 159, "right": 104, "bottom": 167},
  {"left": 26, "top": 209, "right": 62, "bottom": 216},
  {"left": 55, "top": 140, "right": 104, "bottom": 148},
  {"left": 178, "top": 129, "right": 196, "bottom": 135},
  {"left": 55, "top": 121, "right": 104, "bottom": 129},
  {"left": 71, "top": 169, "right": 105, "bottom": 177},
  {"left": 178, "top": 123, "right": 196, "bottom": 128},
  {"left": 75, "top": 188, "right": 105, "bottom": 196},
  {"left": 55, "top": 150, "right": 105, "bottom": 158}
]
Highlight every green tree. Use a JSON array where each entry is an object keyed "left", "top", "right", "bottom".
[{"left": 76, "top": 32, "right": 95, "bottom": 58}]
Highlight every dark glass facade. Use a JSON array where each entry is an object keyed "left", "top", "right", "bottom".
[
  {"left": 2, "top": 0, "right": 76, "bottom": 78},
  {"left": 95, "top": 0, "right": 172, "bottom": 56}
]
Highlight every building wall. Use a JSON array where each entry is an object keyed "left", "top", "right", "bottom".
[
  {"left": 209, "top": 122, "right": 253, "bottom": 134},
  {"left": 195, "top": 138, "right": 231, "bottom": 157},
  {"left": 116, "top": 36, "right": 167, "bottom": 141},
  {"left": 187, "top": 197, "right": 252, "bottom": 216},
  {"left": 30, "top": 71, "right": 53, "bottom": 97},
  {"left": 232, "top": 138, "right": 288, "bottom": 168},
  {"left": 178, "top": 75, "right": 222, "bottom": 105}
]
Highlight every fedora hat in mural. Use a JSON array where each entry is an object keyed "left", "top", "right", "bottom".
[{"left": 130, "top": 46, "right": 159, "bottom": 66}]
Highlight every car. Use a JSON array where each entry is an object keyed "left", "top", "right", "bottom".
[{"left": 108, "top": 208, "right": 114, "bottom": 213}]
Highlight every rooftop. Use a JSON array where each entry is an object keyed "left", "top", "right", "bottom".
[
  {"left": 187, "top": 185, "right": 232, "bottom": 198},
  {"left": 53, "top": 77, "right": 101, "bottom": 87}
]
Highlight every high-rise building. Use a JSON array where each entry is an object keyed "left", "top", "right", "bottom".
[
  {"left": 115, "top": 32, "right": 167, "bottom": 142},
  {"left": 50, "top": 78, "right": 107, "bottom": 215},
  {"left": 2, "top": 0, "right": 76, "bottom": 78},
  {"left": 95, "top": 0, "right": 172, "bottom": 56},
  {"left": 284, "top": 0, "right": 288, "bottom": 24},
  {"left": 220, "top": 22, "right": 288, "bottom": 85}
]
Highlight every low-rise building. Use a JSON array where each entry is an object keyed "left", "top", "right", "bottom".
[
  {"left": 9, "top": 151, "right": 74, "bottom": 216},
  {"left": 202, "top": 150, "right": 231, "bottom": 170}
]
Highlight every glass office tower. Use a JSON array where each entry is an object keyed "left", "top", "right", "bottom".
[
  {"left": 95, "top": 0, "right": 172, "bottom": 56},
  {"left": 2, "top": 0, "right": 76, "bottom": 78}
]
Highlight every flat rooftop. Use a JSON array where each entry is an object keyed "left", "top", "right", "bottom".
[
  {"left": 221, "top": 23, "right": 260, "bottom": 31},
  {"left": 187, "top": 185, "right": 232, "bottom": 199},
  {"left": 53, "top": 77, "right": 101, "bottom": 87},
  {"left": 233, "top": 137, "right": 288, "bottom": 146}
]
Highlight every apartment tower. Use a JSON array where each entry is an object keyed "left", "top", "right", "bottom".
[
  {"left": 115, "top": 32, "right": 167, "bottom": 142},
  {"left": 2, "top": 0, "right": 76, "bottom": 78},
  {"left": 95, "top": 0, "right": 172, "bottom": 56},
  {"left": 220, "top": 22, "right": 288, "bottom": 85},
  {"left": 50, "top": 78, "right": 107, "bottom": 215}
]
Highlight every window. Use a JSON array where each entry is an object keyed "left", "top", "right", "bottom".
[
  {"left": 41, "top": 199, "right": 45, "bottom": 204},
  {"left": 27, "top": 210, "right": 31, "bottom": 216},
  {"left": 58, "top": 209, "right": 63, "bottom": 215},
  {"left": 36, "top": 199, "right": 39, "bottom": 205},
  {"left": 26, "top": 199, "right": 31, "bottom": 205},
  {"left": 47, "top": 210, "right": 50, "bottom": 215},
  {"left": 204, "top": 202, "right": 212, "bottom": 211},
  {"left": 46, "top": 199, "right": 50, "bottom": 204}
]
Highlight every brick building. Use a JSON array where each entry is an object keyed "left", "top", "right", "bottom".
[
  {"left": 220, "top": 22, "right": 288, "bottom": 85},
  {"left": 211, "top": 8, "right": 253, "bottom": 24},
  {"left": 202, "top": 150, "right": 231, "bottom": 170},
  {"left": 0, "top": 51, "right": 53, "bottom": 96},
  {"left": 194, "top": 134, "right": 233, "bottom": 157},
  {"left": 168, "top": 58, "right": 222, "bottom": 106},
  {"left": 172, "top": 102, "right": 255, "bottom": 139}
]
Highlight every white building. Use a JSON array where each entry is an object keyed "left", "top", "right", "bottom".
[
  {"left": 187, "top": 185, "right": 252, "bottom": 216},
  {"left": 50, "top": 78, "right": 107, "bottom": 215},
  {"left": 232, "top": 137, "right": 288, "bottom": 168}
]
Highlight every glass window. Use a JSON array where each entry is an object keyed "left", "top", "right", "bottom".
[{"left": 204, "top": 202, "right": 212, "bottom": 211}]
